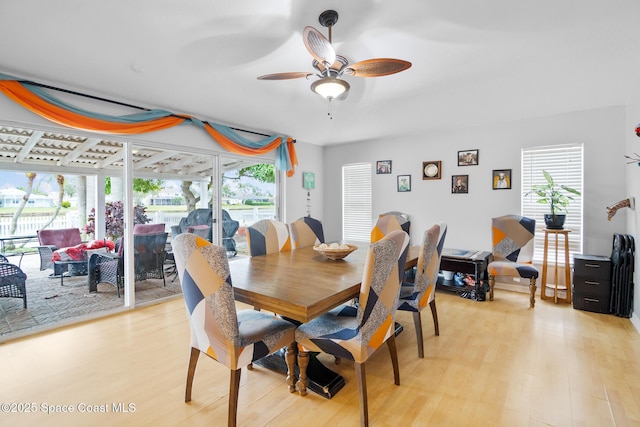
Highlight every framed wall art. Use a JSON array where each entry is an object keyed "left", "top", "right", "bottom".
[
  {"left": 376, "top": 160, "right": 392, "bottom": 174},
  {"left": 452, "top": 175, "right": 469, "bottom": 193},
  {"left": 422, "top": 160, "right": 442, "bottom": 180},
  {"left": 397, "top": 175, "right": 411, "bottom": 192},
  {"left": 303, "top": 172, "right": 315, "bottom": 189},
  {"left": 492, "top": 169, "right": 512, "bottom": 190},
  {"left": 457, "top": 149, "right": 479, "bottom": 166}
]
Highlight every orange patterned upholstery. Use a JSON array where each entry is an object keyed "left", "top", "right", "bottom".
[
  {"left": 172, "top": 233, "right": 296, "bottom": 427},
  {"left": 247, "top": 219, "right": 291, "bottom": 256},
  {"left": 397, "top": 223, "right": 447, "bottom": 358},
  {"left": 488, "top": 214, "right": 539, "bottom": 308},
  {"left": 290, "top": 217, "right": 325, "bottom": 248},
  {"left": 295, "top": 230, "right": 410, "bottom": 427}
]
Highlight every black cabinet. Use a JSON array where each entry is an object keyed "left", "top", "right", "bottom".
[{"left": 572, "top": 254, "right": 611, "bottom": 313}]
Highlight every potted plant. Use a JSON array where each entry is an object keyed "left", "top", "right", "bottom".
[{"left": 527, "top": 170, "right": 581, "bottom": 229}]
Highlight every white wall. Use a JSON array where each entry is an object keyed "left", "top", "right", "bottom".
[
  {"left": 284, "top": 141, "right": 324, "bottom": 223},
  {"left": 323, "top": 106, "right": 628, "bottom": 257},
  {"left": 625, "top": 80, "right": 640, "bottom": 329}
]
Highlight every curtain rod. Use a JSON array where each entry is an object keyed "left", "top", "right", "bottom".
[{"left": 27, "top": 80, "right": 290, "bottom": 141}]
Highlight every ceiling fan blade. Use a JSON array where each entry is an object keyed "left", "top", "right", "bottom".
[
  {"left": 257, "top": 72, "right": 312, "bottom": 80},
  {"left": 303, "top": 26, "right": 336, "bottom": 67},
  {"left": 344, "top": 58, "right": 412, "bottom": 77}
]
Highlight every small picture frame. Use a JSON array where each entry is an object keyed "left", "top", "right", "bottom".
[
  {"left": 303, "top": 172, "right": 315, "bottom": 189},
  {"left": 492, "top": 169, "right": 512, "bottom": 190},
  {"left": 376, "top": 160, "right": 392, "bottom": 174},
  {"left": 422, "top": 161, "right": 442, "bottom": 180},
  {"left": 457, "top": 149, "right": 479, "bottom": 166},
  {"left": 452, "top": 175, "right": 469, "bottom": 193},
  {"left": 397, "top": 175, "right": 411, "bottom": 192}
]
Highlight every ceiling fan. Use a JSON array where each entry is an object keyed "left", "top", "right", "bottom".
[{"left": 257, "top": 10, "right": 412, "bottom": 101}]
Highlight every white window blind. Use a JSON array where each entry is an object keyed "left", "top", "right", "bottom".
[
  {"left": 343, "top": 163, "right": 372, "bottom": 241},
  {"left": 522, "top": 144, "right": 583, "bottom": 264}
]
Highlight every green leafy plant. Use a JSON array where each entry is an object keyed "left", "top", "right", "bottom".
[
  {"left": 527, "top": 170, "right": 581, "bottom": 214},
  {"left": 84, "top": 201, "right": 150, "bottom": 240}
]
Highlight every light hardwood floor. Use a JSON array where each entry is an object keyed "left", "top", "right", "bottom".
[{"left": 1, "top": 290, "right": 639, "bottom": 427}]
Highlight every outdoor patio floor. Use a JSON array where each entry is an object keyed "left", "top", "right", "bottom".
[{"left": 0, "top": 252, "right": 183, "bottom": 340}]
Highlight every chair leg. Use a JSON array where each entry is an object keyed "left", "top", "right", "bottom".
[
  {"left": 386, "top": 334, "right": 400, "bottom": 386},
  {"left": 529, "top": 277, "right": 537, "bottom": 308},
  {"left": 228, "top": 368, "right": 241, "bottom": 427},
  {"left": 354, "top": 361, "right": 369, "bottom": 427},
  {"left": 489, "top": 275, "right": 495, "bottom": 301},
  {"left": 285, "top": 342, "right": 297, "bottom": 393},
  {"left": 296, "top": 350, "right": 310, "bottom": 396},
  {"left": 429, "top": 299, "right": 439, "bottom": 336},
  {"left": 185, "top": 347, "right": 200, "bottom": 402},
  {"left": 412, "top": 312, "right": 424, "bottom": 358}
]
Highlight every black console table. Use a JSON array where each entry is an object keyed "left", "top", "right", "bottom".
[{"left": 437, "top": 249, "right": 492, "bottom": 301}]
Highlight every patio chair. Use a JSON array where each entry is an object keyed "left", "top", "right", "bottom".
[
  {"left": 37, "top": 227, "right": 82, "bottom": 273},
  {"left": 171, "top": 208, "right": 212, "bottom": 240},
  {"left": 222, "top": 209, "right": 239, "bottom": 257},
  {"left": 88, "top": 232, "right": 168, "bottom": 297},
  {"left": 0, "top": 258, "right": 28, "bottom": 308}
]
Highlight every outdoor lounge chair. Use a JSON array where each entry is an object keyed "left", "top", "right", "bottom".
[
  {"left": 0, "top": 254, "right": 28, "bottom": 308},
  {"left": 37, "top": 227, "right": 83, "bottom": 274},
  {"left": 88, "top": 232, "right": 168, "bottom": 297}
]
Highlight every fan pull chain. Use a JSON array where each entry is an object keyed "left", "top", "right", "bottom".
[{"left": 327, "top": 99, "right": 333, "bottom": 120}]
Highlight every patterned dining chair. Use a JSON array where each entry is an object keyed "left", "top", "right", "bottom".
[
  {"left": 378, "top": 211, "right": 411, "bottom": 236},
  {"left": 488, "top": 214, "right": 539, "bottom": 308},
  {"left": 247, "top": 219, "right": 291, "bottom": 256},
  {"left": 397, "top": 223, "right": 447, "bottom": 358},
  {"left": 295, "top": 229, "right": 410, "bottom": 427},
  {"left": 371, "top": 213, "right": 406, "bottom": 243},
  {"left": 171, "top": 233, "right": 297, "bottom": 427},
  {"left": 290, "top": 216, "right": 325, "bottom": 248}
]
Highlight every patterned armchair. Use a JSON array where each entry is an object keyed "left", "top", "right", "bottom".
[
  {"left": 488, "top": 215, "right": 539, "bottom": 308},
  {"left": 88, "top": 232, "right": 168, "bottom": 297},
  {"left": 290, "top": 216, "right": 325, "bottom": 248},
  {"left": 246, "top": 219, "right": 291, "bottom": 256},
  {"left": 295, "top": 230, "right": 410, "bottom": 427},
  {"left": 0, "top": 254, "right": 27, "bottom": 308},
  {"left": 397, "top": 223, "right": 447, "bottom": 358},
  {"left": 171, "top": 233, "right": 297, "bottom": 427}
]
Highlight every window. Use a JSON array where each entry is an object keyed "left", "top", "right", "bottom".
[
  {"left": 522, "top": 144, "right": 583, "bottom": 264},
  {"left": 343, "top": 163, "right": 372, "bottom": 241}
]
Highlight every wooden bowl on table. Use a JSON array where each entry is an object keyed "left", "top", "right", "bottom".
[{"left": 313, "top": 243, "right": 358, "bottom": 260}]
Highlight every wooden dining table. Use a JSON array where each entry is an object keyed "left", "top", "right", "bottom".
[{"left": 229, "top": 242, "right": 419, "bottom": 397}]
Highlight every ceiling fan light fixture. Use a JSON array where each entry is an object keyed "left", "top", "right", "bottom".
[{"left": 311, "top": 77, "right": 350, "bottom": 99}]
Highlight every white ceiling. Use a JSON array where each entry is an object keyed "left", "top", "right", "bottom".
[{"left": 2, "top": 0, "right": 640, "bottom": 147}]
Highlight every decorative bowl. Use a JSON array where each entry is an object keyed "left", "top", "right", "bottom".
[{"left": 313, "top": 243, "right": 358, "bottom": 260}]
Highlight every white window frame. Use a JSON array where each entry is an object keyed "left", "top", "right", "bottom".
[
  {"left": 522, "top": 144, "right": 584, "bottom": 264},
  {"left": 342, "top": 163, "right": 372, "bottom": 241}
]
